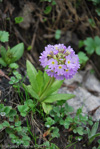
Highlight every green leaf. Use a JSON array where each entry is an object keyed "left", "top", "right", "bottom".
[
  {"left": 3, "top": 121, "right": 10, "bottom": 127},
  {"left": 0, "top": 124, "right": 3, "bottom": 129},
  {"left": 0, "top": 31, "right": 9, "bottom": 42},
  {"left": 96, "top": 8, "right": 100, "bottom": 16},
  {"left": 73, "top": 127, "right": 84, "bottom": 135},
  {"left": 65, "top": 103, "right": 74, "bottom": 113},
  {"left": 84, "top": 37, "right": 94, "bottom": 47},
  {"left": 10, "top": 43, "right": 24, "bottom": 62},
  {"left": 36, "top": 70, "right": 43, "bottom": 94},
  {"left": 9, "top": 63, "right": 19, "bottom": 69},
  {"left": 78, "top": 40, "right": 84, "bottom": 48},
  {"left": 94, "top": 36, "right": 100, "bottom": 46},
  {"left": 64, "top": 120, "right": 70, "bottom": 129},
  {"left": 78, "top": 52, "right": 88, "bottom": 64},
  {"left": 85, "top": 46, "right": 94, "bottom": 55},
  {"left": 9, "top": 133, "right": 17, "bottom": 139},
  {"left": 45, "top": 80, "right": 63, "bottom": 98},
  {"left": 18, "top": 104, "right": 29, "bottom": 116},
  {"left": 0, "top": 46, "right": 6, "bottom": 58},
  {"left": 88, "top": 19, "right": 95, "bottom": 28},
  {"left": 51, "top": 127, "right": 60, "bottom": 138},
  {"left": 0, "top": 58, "right": 7, "bottom": 66},
  {"left": 14, "top": 126, "right": 22, "bottom": 131},
  {"left": 26, "top": 60, "right": 39, "bottom": 93},
  {"left": 0, "top": 104, "right": 4, "bottom": 112},
  {"left": 23, "top": 84, "right": 39, "bottom": 100},
  {"left": 44, "top": 93, "right": 75, "bottom": 103},
  {"left": 65, "top": 116, "right": 73, "bottom": 123},
  {"left": 45, "top": 117, "right": 55, "bottom": 128},
  {"left": 15, "top": 16, "right": 24, "bottom": 24},
  {"left": 43, "top": 71, "right": 50, "bottom": 87},
  {"left": 24, "top": 99, "right": 34, "bottom": 107},
  {"left": 44, "top": 6, "right": 52, "bottom": 14},
  {"left": 4, "top": 106, "right": 12, "bottom": 114},
  {"left": 22, "top": 136, "right": 31, "bottom": 141},
  {"left": 42, "top": 103, "right": 52, "bottom": 114},
  {"left": 55, "top": 30, "right": 61, "bottom": 40},
  {"left": 89, "top": 133, "right": 100, "bottom": 145},
  {"left": 84, "top": 37, "right": 96, "bottom": 55},
  {"left": 88, "top": 121, "right": 99, "bottom": 139},
  {"left": 95, "top": 46, "right": 100, "bottom": 55},
  {"left": 15, "top": 121, "right": 21, "bottom": 126}
]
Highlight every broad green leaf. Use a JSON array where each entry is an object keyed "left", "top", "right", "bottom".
[
  {"left": 42, "top": 103, "right": 52, "bottom": 114},
  {"left": 36, "top": 70, "right": 43, "bottom": 94},
  {"left": 0, "top": 31, "right": 9, "bottom": 42},
  {"left": 95, "top": 46, "right": 100, "bottom": 55},
  {"left": 0, "top": 46, "right": 6, "bottom": 58},
  {"left": 89, "top": 133, "right": 100, "bottom": 145},
  {"left": 23, "top": 84, "right": 39, "bottom": 100},
  {"left": 10, "top": 43, "right": 24, "bottom": 62},
  {"left": 0, "top": 58, "right": 7, "bottom": 66},
  {"left": 45, "top": 80, "right": 63, "bottom": 97},
  {"left": 43, "top": 71, "right": 50, "bottom": 87},
  {"left": 88, "top": 121, "right": 99, "bottom": 139},
  {"left": 26, "top": 60, "right": 39, "bottom": 93},
  {"left": 44, "top": 93, "right": 75, "bottom": 103}
]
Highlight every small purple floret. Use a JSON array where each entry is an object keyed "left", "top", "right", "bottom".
[{"left": 39, "top": 44, "right": 80, "bottom": 80}]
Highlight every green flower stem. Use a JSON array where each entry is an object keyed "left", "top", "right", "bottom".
[{"left": 39, "top": 77, "right": 55, "bottom": 102}]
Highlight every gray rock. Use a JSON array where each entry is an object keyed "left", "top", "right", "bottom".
[
  {"left": 59, "top": 86, "right": 100, "bottom": 120},
  {"left": 83, "top": 73, "right": 100, "bottom": 94},
  {"left": 93, "top": 107, "right": 100, "bottom": 121}
]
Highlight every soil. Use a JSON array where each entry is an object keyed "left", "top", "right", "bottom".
[{"left": 0, "top": 0, "right": 100, "bottom": 148}]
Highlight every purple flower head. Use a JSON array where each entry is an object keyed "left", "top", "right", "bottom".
[{"left": 39, "top": 44, "right": 80, "bottom": 80}]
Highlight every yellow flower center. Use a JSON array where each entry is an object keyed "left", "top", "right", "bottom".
[
  {"left": 59, "top": 66, "right": 62, "bottom": 69},
  {"left": 68, "top": 61, "right": 70, "bottom": 64},
  {"left": 66, "top": 69, "right": 69, "bottom": 72},
  {"left": 52, "top": 61, "right": 55, "bottom": 64}
]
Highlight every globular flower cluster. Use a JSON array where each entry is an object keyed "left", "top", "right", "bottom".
[{"left": 39, "top": 44, "right": 80, "bottom": 80}]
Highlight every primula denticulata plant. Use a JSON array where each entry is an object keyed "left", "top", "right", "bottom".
[{"left": 24, "top": 44, "right": 80, "bottom": 114}]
